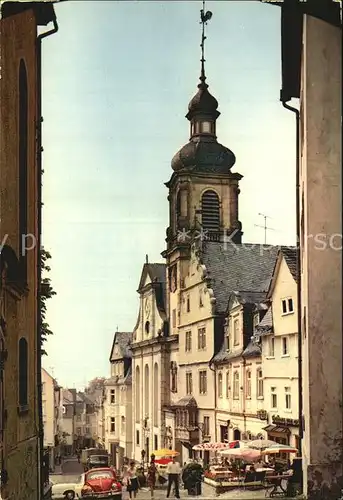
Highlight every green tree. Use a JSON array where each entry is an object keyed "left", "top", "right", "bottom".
[{"left": 40, "top": 248, "right": 56, "bottom": 355}]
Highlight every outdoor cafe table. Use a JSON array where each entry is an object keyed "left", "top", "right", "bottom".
[
  {"left": 265, "top": 474, "right": 292, "bottom": 497},
  {"left": 210, "top": 468, "right": 233, "bottom": 480}
]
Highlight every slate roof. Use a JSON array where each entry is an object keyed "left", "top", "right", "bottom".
[
  {"left": 255, "top": 307, "right": 273, "bottom": 336},
  {"left": 138, "top": 263, "right": 166, "bottom": 290},
  {"left": 201, "top": 242, "right": 279, "bottom": 313},
  {"left": 281, "top": 246, "right": 297, "bottom": 282},
  {"left": 136, "top": 263, "right": 167, "bottom": 318},
  {"left": 110, "top": 332, "right": 132, "bottom": 362},
  {"left": 242, "top": 339, "right": 262, "bottom": 358},
  {"left": 173, "top": 395, "right": 198, "bottom": 408},
  {"left": 213, "top": 346, "right": 244, "bottom": 365}
]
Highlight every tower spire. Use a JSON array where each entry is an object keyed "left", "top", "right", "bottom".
[{"left": 199, "top": 0, "right": 212, "bottom": 89}]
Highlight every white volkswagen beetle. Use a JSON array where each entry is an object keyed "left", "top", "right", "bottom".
[{"left": 51, "top": 474, "right": 84, "bottom": 499}]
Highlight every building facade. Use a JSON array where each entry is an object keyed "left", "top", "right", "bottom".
[
  {"left": 104, "top": 332, "right": 133, "bottom": 468},
  {"left": 159, "top": 28, "right": 282, "bottom": 463},
  {"left": 278, "top": 1, "right": 342, "bottom": 497},
  {"left": 131, "top": 263, "right": 178, "bottom": 463},
  {"left": 213, "top": 292, "right": 269, "bottom": 444},
  {"left": 41, "top": 368, "right": 58, "bottom": 471},
  {"left": 258, "top": 248, "right": 300, "bottom": 449},
  {"left": 60, "top": 390, "right": 75, "bottom": 455},
  {"left": 0, "top": 3, "right": 58, "bottom": 499}
]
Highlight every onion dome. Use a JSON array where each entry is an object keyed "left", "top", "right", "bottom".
[
  {"left": 186, "top": 80, "right": 220, "bottom": 121},
  {"left": 171, "top": 138, "right": 236, "bottom": 173}
]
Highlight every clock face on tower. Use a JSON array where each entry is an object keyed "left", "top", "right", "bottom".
[{"left": 145, "top": 298, "right": 150, "bottom": 319}]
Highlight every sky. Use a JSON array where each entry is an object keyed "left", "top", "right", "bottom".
[{"left": 41, "top": 0, "right": 296, "bottom": 389}]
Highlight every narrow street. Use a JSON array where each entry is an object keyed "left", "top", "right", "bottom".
[
  {"left": 50, "top": 459, "right": 265, "bottom": 500},
  {"left": 50, "top": 457, "right": 83, "bottom": 486},
  {"left": 61, "top": 458, "right": 84, "bottom": 475}
]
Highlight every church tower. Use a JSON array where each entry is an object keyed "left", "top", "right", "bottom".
[{"left": 162, "top": 2, "right": 243, "bottom": 324}]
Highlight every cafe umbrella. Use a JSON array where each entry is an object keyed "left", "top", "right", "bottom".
[
  {"left": 248, "top": 439, "right": 276, "bottom": 450},
  {"left": 219, "top": 447, "right": 262, "bottom": 462},
  {"left": 262, "top": 444, "right": 298, "bottom": 455},
  {"left": 151, "top": 448, "right": 180, "bottom": 457}
]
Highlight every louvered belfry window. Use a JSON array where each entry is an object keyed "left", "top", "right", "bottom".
[{"left": 201, "top": 190, "right": 220, "bottom": 231}]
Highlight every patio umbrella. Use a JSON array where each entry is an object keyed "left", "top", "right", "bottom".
[
  {"left": 219, "top": 448, "right": 261, "bottom": 462},
  {"left": 248, "top": 439, "right": 276, "bottom": 450},
  {"left": 151, "top": 448, "right": 179, "bottom": 457},
  {"left": 262, "top": 444, "right": 298, "bottom": 455}
]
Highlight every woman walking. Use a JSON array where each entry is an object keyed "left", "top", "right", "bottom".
[
  {"left": 147, "top": 455, "right": 157, "bottom": 499},
  {"left": 127, "top": 461, "right": 139, "bottom": 499}
]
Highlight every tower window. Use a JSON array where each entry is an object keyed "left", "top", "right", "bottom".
[
  {"left": 201, "top": 190, "right": 220, "bottom": 232},
  {"left": 145, "top": 321, "right": 150, "bottom": 335},
  {"left": 201, "top": 121, "right": 212, "bottom": 134}
]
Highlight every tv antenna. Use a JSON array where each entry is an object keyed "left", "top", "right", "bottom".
[{"left": 254, "top": 213, "right": 275, "bottom": 244}]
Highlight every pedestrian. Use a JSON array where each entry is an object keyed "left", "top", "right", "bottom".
[
  {"left": 147, "top": 455, "right": 157, "bottom": 499},
  {"left": 127, "top": 461, "right": 139, "bottom": 499},
  {"left": 166, "top": 457, "right": 181, "bottom": 499}
]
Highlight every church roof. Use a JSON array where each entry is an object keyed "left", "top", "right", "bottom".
[
  {"left": 171, "top": 139, "right": 236, "bottom": 174},
  {"left": 109, "top": 331, "right": 132, "bottom": 362},
  {"left": 201, "top": 242, "right": 279, "bottom": 313},
  {"left": 138, "top": 263, "right": 166, "bottom": 290}
]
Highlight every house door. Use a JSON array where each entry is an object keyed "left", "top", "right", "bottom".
[
  {"left": 110, "top": 444, "right": 117, "bottom": 468},
  {"left": 220, "top": 425, "right": 228, "bottom": 442},
  {"left": 233, "top": 429, "right": 241, "bottom": 440}
]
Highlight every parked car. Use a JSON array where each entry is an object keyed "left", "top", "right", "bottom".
[
  {"left": 51, "top": 474, "right": 84, "bottom": 499},
  {"left": 51, "top": 468, "right": 121, "bottom": 499},
  {"left": 81, "top": 468, "right": 122, "bottom": 499}
]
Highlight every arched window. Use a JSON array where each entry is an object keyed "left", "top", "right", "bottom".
[
  {"left": 145, "top": 321, "right": 150, "bottom": 335},
  {"left": 144, "top": 364, "right": 150, "bottom": 417},
  {"left": 19, "top": 59, "right": 28, "bottom": 280},
  {"left": 153, "top": 363, "right": 159, "bottom": 424},
  {"left": 218, "top": 372, "right": 223, "bottom": 398},
  {"left": 257, "top": 368, "right": 264, "bottom": 398},
  {"left": 19, "top": 337, "right": 28, "bottom": 407},
  {"left": 246, "top": 370, "right": 251, "bottom": 399},
  {"left": 135, "top": 366, "right": 140, "bottom": 422},
  {"left": 233, "top": 371, "right": 239, "bottom": 400},
  {"left": 201, "top": 190, "right": 220, "bottom": 232}
]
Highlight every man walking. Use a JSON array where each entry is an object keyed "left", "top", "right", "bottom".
[{"left": 166, "top": 457, "right": 181, "bottom": 499}]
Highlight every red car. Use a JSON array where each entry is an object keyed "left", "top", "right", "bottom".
[{"left": 81, "top": 468, "right": 122, "bottom": 499}]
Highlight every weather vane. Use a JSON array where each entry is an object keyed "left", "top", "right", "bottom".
[{"left": 199, "top": 0, "right": 213, "bottom": 85}]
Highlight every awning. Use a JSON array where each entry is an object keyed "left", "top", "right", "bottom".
[{"left": 263, "top": 425, "right": 290, "bottom": 434}]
